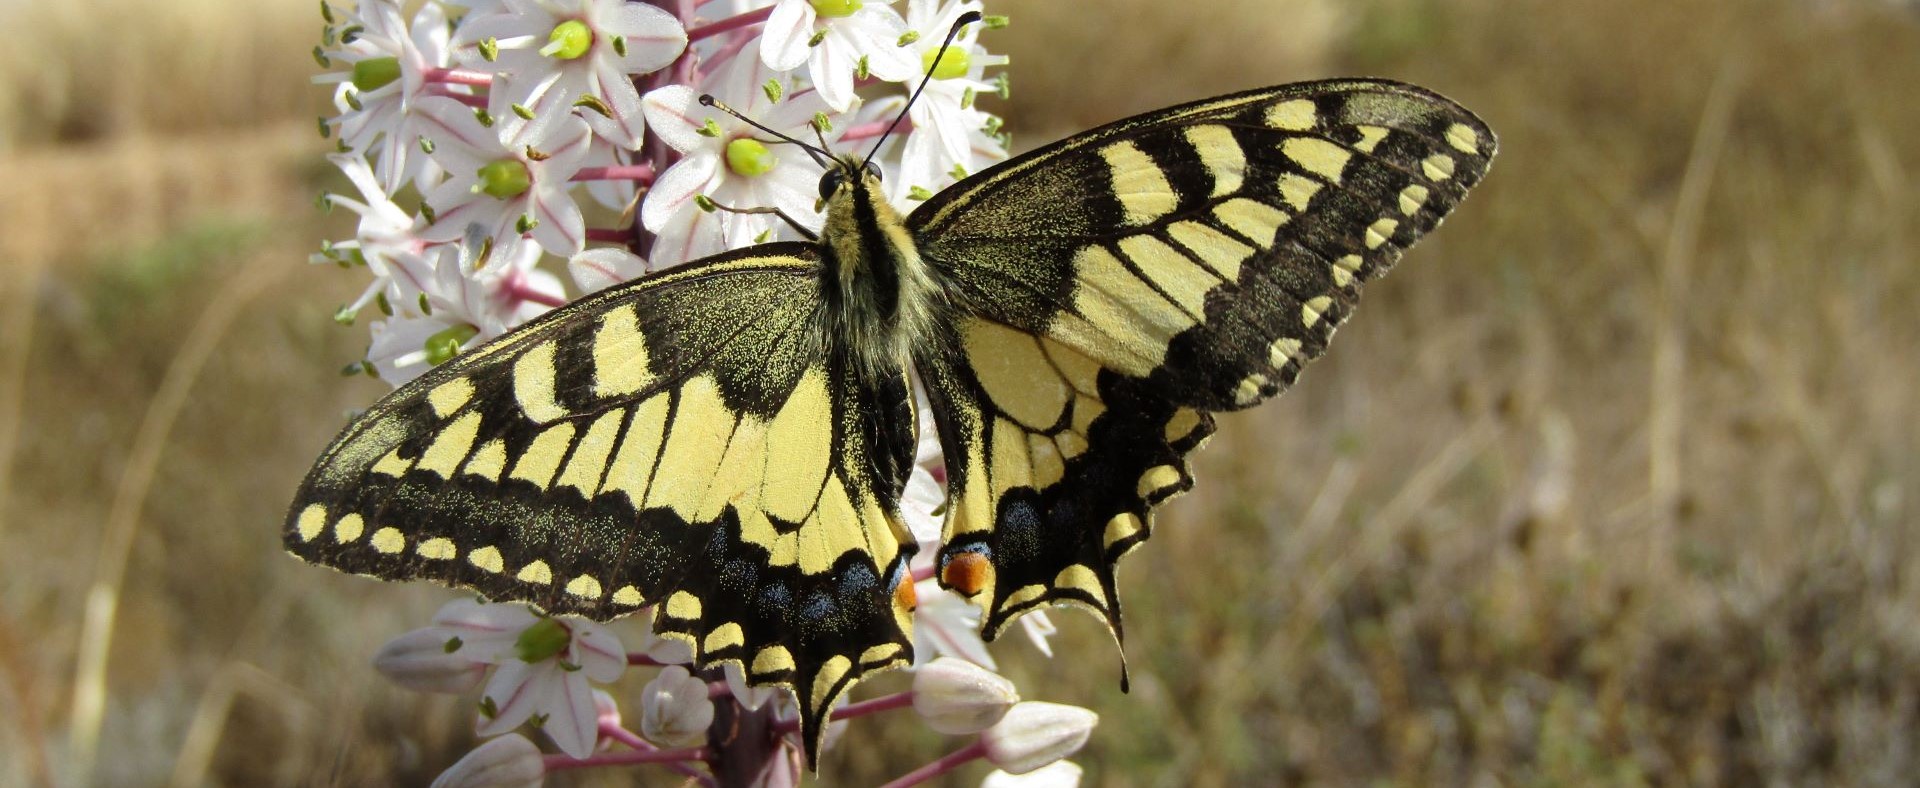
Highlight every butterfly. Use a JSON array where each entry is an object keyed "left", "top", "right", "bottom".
[{"left": 285, "top": 76, "right": 1495, "bottom": 764}]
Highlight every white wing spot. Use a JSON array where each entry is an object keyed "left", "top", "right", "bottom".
[
  {"left": 565, "top": 574, "right": 603, "bottom": 599},
  {"left": 295, "top": 504, "right": 327, "bottom": 542},
  {"left": 469, "top": 545, "right": 505, "bottom": 573},
  {"left": 1398, "top": 184, "right": 1430, "bottom": 216},
  {"left": 1365, "top": 218, "right": 1398, "bottom": 249},
  {"left": 1266, "top": 99, "right": 1317, "bottom": 131},
  {"left": 334, "top": 513, "right": 365, "bottom": 543},
  {"left": 1446, "top": 123, "right": 1480, "bottom": 153},
  {"left": 1302, "top": 296, "right": 1333, "bottom": 327},
  {"left": 516, "top": 560, "right": 553, "bottom": 585},
  {"left": 371, "top": 527, "right": 405, "bottom": 554},
  {"left": 416, "top": 538, "right": 457, "bottom": 560},
  {"left": 1422, "top": 154, "right": 1456, "bottom": 181}
]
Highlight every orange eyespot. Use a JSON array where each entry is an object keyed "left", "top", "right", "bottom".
[
  {"left": 941, "top": 551, "right": 991, "bottom": 597},
  {"left": 893, "top": 571, "right": 918, "bottom": 611}
]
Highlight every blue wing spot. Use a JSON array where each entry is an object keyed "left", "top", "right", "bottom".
[{"left": 837, "top": 562, "right": 878, "bottom": 597}]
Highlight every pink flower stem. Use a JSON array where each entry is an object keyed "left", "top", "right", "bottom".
[
  {"left": 686, "top": 6, "right": 774, "bottom": 43},
  {"left": 425, "top": 86, "right": 487, "bottom": 107},
  {"left": 626, "top": 653, "right": 668, "bottom": 667},
  {"left": 600, "top": 722, "right": 715, "bottom": 786},
  {"left": 708, "top": 680, "right": 733, "bottom": 699},
  {"left": 838, "top": 119, "right": 911, "bottom": 142},
  {"left": 771, "top": 690, "right": 915, "bottom": 734},
  {"left": 879, "top": 740, "right": 989, "bottom": 788},
  {"left": 501, "top": 274, "right": 568, "bottom": 308},
  {"left": 572, "top": 164, "right": 656, "bottom": 183},
  {"left": 912, "top": 564, "right": 936, "bottom": 582},
  {"left": 587, "top": 227, "right": 635, "bottom": 244},
  {"left": 542, "top": 746, "right": 709, "bottom": 772},
  {"left": 423, "top": 67, "right": 493, "bottom": 87}
]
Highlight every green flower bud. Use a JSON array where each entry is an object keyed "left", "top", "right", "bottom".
[
  {"left": 810, "top": 0, "right": 863, "bottom": 18},
  {"left": 922, "top": 46, "right": 970, "bottom": 79},
  {"left": 475, "top": 159, "right": 532, "bottom": 199},
  {"left": 514, "top": 618, "right": 571, "bottom": 663},
  {"left": 542, "top": 19, "right": 593, "bottom": 60},
  {"left": 351, "top": 56, "right": 401, "bottom": 91},
  {"left": 725, "top": 138, "right": 778, "bottom": 177},
  {"left": 423, "top": 324, "right": 478, "bottom": 366}
]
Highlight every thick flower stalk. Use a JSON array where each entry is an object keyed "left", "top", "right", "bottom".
[{"left": 313, "top": 1, "right": 1083, "bottom": 785}]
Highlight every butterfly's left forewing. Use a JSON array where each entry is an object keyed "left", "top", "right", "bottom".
[{"left": 910, "top": 79, "right": 1495, "bottom": 641}]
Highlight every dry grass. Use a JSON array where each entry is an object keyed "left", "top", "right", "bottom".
[{"left": 2, "top": 0, "right": 1918, "bottom": 785}]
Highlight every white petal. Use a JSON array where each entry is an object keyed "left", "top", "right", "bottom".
[
  {"left": 570, "top": 621, "right": 628, "bottom": 683},
  {"left": 912, "top": 584, "right": 995, "bottom": 669},
  {"left": 568, "top": 247, "right": 647, "bottom": 293},
  {"left": 723, "top": 662, "right": 779, "bottom": 711},
  {"left": 429, "top": 734, "right": 545, "bottom": 788},
  {"left": 847, "top": 6, "right": 917, "bottom": 81},
  {"left": 414, "top": 96, "right": 503, "bottom": 169},
  {"left": 476, "top": 660, "right": 547, "bottom": 735},
  {"left": 602, "top": 0, "right": 688, "bottom": 73},
  {"left": 981, "top": 702, "right": 1099, "bottom": 776},
  {"left": 372, "top": 628, "right": 491, "bottom": 694},
  {"left": 640, "top": 153, "right": 719, "bottom": 232},
  {"left": 640, "top": 665, "right": 715, "bottom": 747},
  {"left": 585, "top": 59, "right": 649, "bottom": 150},
  {"left": 759, "top": 0, "right": 816, "bottom": 72},
  {"left": 640, "top": 85, "right": 714, "bottom": 155},
  {"left": 1019, "top": 611, "right": 1057, "bottom": 658},
  {"left": 808, "top": 42, "right": 857, "bottom": 113},
  {"left": 540, "top": 670, "right": 601, "bottom": 759},
  {"left": 980, "top": 761, "right": 1084, "bottom": 788}
]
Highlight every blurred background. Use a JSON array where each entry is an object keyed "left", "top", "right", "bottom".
[{"left": 1, "top": 0, "right": 1917, "bottom": 784}]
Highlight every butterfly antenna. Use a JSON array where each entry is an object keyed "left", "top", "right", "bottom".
[
  {"left": 864, "top": 10, "right": 982, "bottom": 169},
  {"left": 699, "top": 94, "right": 831, "bottom": 168}
]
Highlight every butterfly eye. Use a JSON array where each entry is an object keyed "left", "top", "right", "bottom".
[
  {"left": 818, "top": 170, "right": 845, "bottom": 201},
  {"left": 865, "top": 163, "right": 883, "bottom": 182}
]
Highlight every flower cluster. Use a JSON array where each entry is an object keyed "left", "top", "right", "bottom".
[{"left": 315, "top": 1, "right": 1093, "bottom": 784}]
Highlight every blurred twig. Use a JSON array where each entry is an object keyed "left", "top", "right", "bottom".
[
  {"left": 66, "top": 255, "right": 290, "bottom": 785},
  {"left": 1647, "top": 56, "right": 1741, "bottom": 579}
]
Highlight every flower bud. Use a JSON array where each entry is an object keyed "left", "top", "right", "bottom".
[
  {"left": 981, "top": 760, "right": 1084, "bottom": 788},
  {"left": 592, "top": 689, "right": 622, "bottom": 749},
  {"left": 980, "top": 702, "right": 1098, "bottom": 775},
  {"left": 912, "top": 657, "right": 1018, "bottom": 734},
  {"left": 429, "top": 733, "right": 544, "bottom": 788},
  {"left": 640, "top": 665, "right": 714, "bottom": 747},
  {"left": 372, "top": 628, "right": 488, "bottom": 694}
]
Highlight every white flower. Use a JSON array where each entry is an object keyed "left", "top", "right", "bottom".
[
  {"left": 980, "top": 702, "right": 1098, "bottom": 775},
  {"left": 639, "top": 665, "right": 715, "bottom": 746},
  {"left": 568, "top": 247, "right": 649, "bottom": 293},
  {"left": 415, "top": 86, "right": 593, "bottom": 261},
  {"left": 453, "top": 0, "right": 687, "bottom": 149},
  {"left": 640, "top": 51, "right": 833, "bottom": 267},
  {"left": 430, "top": 733, "right": 546, "bottom": 788},
  {"left": 892, "top": 0, "right": 1007, "bottom": 203},
  {"left": 319, "top": 0, "right": 459, "bottom": 192},
  {"left": 316, "top": 154, "right": 437, "bottom": 326},
  {"left": 421, "top": 600, "right": 628, "bottom": 760},
  {"left": 364, "top": 243, "right": 560, "bottom": 385},
  {"left": 759, "top": 0, "right": 918, "bottom": 111},
  {"left": 980, "top": 760, "right": 1083, "bottom": 788},
  {"left": 912, "top": 656, "right": 1018, "bottom": 734}
]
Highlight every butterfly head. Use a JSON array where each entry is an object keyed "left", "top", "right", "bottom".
[{"left": 817, "top": 154, "right": 883, "bottom": 202}]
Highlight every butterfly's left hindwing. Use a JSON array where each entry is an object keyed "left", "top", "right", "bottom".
[
  {"left": 284, "top": 245, "right": 918, "bottom": 760},
  {"left": 909, "top": 79, "right": 1495, "bottom": 640}
]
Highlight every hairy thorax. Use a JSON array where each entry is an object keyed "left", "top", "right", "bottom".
[{"left": 817, "top": 166, "right": 941, "bottom": 379}]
